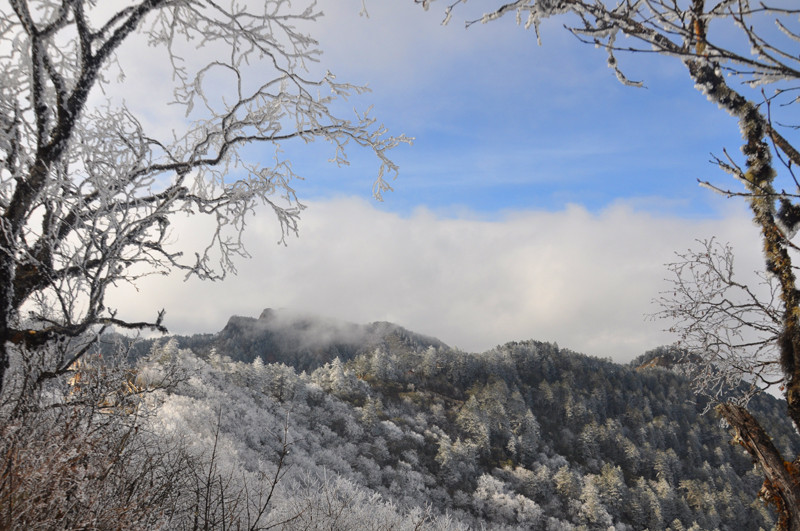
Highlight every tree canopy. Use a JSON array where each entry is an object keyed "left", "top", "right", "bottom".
[{"left": 417, "top": 0, "right": 800, "bottom": 526}]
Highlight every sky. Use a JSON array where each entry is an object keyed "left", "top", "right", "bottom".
[{"left": 107, "top": 1, "right": 776, "bottom": 362}]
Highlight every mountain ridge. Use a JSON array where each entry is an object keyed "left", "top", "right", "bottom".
[
  {"left": 127, "top": 308, "right": 448, "bottom": 372},
  {"left": 91, "top": 308, "right": 798, "bottom": 528}
]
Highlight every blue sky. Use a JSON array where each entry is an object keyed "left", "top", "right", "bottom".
[
  {"left": 287, "top": 1, "right": 744, "bottom": 218},
  {"left": 109, "top": 1, "right": 773, "bottom": 361}
]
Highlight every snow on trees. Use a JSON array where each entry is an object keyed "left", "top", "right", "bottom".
[
  {"left": 0, "top": 0, "right": 409, "bottom": 400},
  {"left": 653, "top": 238, "right": 784, "bottom": 405},
  {"left": 0, "top": 3, "right": 410, "bottom": 527},
  {"left": 417, "top": 0, "right": 800, "bottom": 526}
]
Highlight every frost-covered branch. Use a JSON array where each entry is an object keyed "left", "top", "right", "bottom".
[
  {"left": 0, "top": 0, "right": 410, "bottom": 397},
  {"left": 417, "top": 1, "right": 800, "bottom": 523},
  {"left": 652, "top": 238, "right": 783, "bottom": 405}
]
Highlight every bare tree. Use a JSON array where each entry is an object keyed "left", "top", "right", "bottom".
[
  {"left": 176, "top": 408, "right": 298, "bottom": 531},
  {"left": 653, "top": 238, "right": 783, "bottom": 405},
  {"left": 0, "top": 345, "right": 190, "bottom": 530},
  {"left": 417, "top": 0, "right": 800, "bottom": 527},
  {"left": 0, "top": 0, "right": 409, "bottom": 399}
]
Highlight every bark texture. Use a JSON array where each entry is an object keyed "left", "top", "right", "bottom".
[{"left": 718, "top": 403, "right": 800, "bottom": 530}]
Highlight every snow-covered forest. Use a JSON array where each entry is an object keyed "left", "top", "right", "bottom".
[
  {"left": 3, "top": 0, "right": 800, "bottom": 528},
  {"left": 5, "top": 309, "right": 791, "bottom": 529}
]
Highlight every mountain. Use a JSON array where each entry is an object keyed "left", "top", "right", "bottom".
[
  {"left": 120, "top": 312, "right": 798, "bottom": 529},
  {"left": 126, "top": 308, "right": 447, "bottom": 372}
]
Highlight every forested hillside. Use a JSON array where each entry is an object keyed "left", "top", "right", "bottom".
[{"left": 113, "top": 310, "right": 799, "bottom": 530}]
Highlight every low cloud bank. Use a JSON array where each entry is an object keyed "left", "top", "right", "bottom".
[{"left": 109, "top": 197, "right": 763, "bottom": 362}]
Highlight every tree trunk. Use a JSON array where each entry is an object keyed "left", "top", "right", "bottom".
[{"left": 717, "top": 403, "right": 800, "bottom": 530}]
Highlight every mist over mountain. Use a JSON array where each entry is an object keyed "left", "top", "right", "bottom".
[
  {"left": 131, "top": 308, "right": 445, "bottom": 372},
  {"left": 112, "top": 308, "right": 445, "bottom": 370},
  {"left": 115, "top": 309, "right": 798, "bottom": 529}
]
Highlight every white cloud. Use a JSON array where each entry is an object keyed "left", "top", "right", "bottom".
[
  {"left": 107, "top": 196, "right": 764, "bottom": 363},
  {"left": 87, "top": 2, "right": 770, "bottom": 364}
]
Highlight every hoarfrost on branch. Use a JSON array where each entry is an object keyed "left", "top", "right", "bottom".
[{"left": 0, "top": 0, "right": 410, "bottom": 396}]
